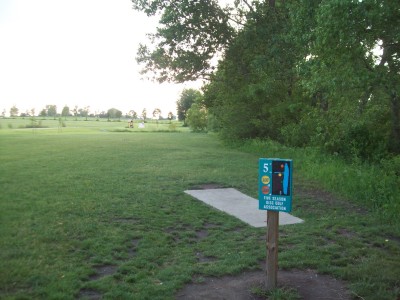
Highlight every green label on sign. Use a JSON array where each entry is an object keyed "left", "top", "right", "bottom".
[{"left": 258, "top": 158, "right": 293, "bottom": 212}]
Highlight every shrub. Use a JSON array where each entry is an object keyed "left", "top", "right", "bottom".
[{"left": 186, "top": 103, "right": 208, "bottom": 132}]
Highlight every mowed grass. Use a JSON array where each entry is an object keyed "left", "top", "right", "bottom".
[
  {"left": 0, "top": 117, "right": 188, "bottom": 134},
  {"left": 0, "top": 127, "right": 262, "bottom": 299},
  {"left": 0, "top": 121, "right": 399, "bottom": 299}
]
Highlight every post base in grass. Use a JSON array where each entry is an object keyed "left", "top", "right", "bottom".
[{"left": 266, "top": 210, "right": 279, "bottom": 290}]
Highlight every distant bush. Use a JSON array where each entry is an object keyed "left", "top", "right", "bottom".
[
  {"left": 24, "top": 124, "right": 48, "bottom": 128},
  {"left": 25, "top": 120, "right": 47, "bottom": 128}
]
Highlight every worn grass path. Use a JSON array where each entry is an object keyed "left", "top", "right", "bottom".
[{"left": 0, "top": 128, "right": 399, "bottom": 299}]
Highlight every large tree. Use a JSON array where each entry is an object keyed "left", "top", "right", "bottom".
[
  {"left": 9, "top": 105, "right": 18, "bottom": 117},
  {"left": 132, "top": 0, "right": 400, "bottom": 160},
  {"left": 176, "top": 88, "right": 202, "bottom": 125},
  {"left": 152, "top": 108, "right": 161, "bottom": 119},
  {"left": 39, "top": 108, "right": 47, "bottom": 118},
  {"left": 72, "top": 106, "right": 79, "bottom": 121},
  {"left": 46, "top": 105, "right": 57, "bottom": 120},
  {"left": 107, "top": 108, "right": 122, "bottom": 120},
  {"left": 132, "top": 0, "right": 237, "bottom": 82},
  {"left": 129, "top": 110, "right": 138, "bottom": 120},
  {"left": 288, "top": 0, "right": 400, "bottom": 158},
  {"left": 141, "top": 108, "right": 147, "bottom": 122},
  {"left": 204, "top": 1, "right": 301, "bottom": 140},
  {"left": 79, "top": 106, "right": 90, "bottom": 121},
  {"left": 61, "top": 106, "right": 70, "bottom": 120}
]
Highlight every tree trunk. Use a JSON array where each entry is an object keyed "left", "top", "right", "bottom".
[
  {"left": 390, "top": 91, "right": 400, "bottom": 154},
  {"left": 382, "top": 39, "right": 400, "bottom": 154}
]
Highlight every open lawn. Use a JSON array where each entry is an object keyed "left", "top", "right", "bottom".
[
  {"left": 0, "top": 119, "right": 399, "bottom": 299},
  {"left": 0, "top": 117, "right": 186, "bottom": 133}
]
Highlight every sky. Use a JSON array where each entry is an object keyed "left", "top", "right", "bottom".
[{"left": 0, "top": 0, "right": 203, "bottom": 117}]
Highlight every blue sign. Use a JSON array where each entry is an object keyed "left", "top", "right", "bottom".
[{"left": 259, "top": 158, "right": 293, "bottom": 212}]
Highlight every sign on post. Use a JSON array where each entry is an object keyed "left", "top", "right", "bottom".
[
  {"left": 258, "top": 158, "right": 293, "bottom": 290},
  {"left": 258, "top": 158, "right": 293, "bottom": 212}
]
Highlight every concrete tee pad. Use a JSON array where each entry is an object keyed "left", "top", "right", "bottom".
[{"left": 184, "top": 188, "right": 303, "bottom": 228}]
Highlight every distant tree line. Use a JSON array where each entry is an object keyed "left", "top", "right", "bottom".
[
  {"left": 134, "top": 0, "right": 400, "bottom": 163},
  {"left": 6, "top": 105, "right": 176, "bottom": 122}
]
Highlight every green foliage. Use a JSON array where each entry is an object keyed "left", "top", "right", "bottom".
[
  {"left": 46, "top": 105, "right": 57, "bottom": 119},
  {"left": 107, "top": 108, "right": 122, "bottom": 120},
  {"left": 204, "top": 2, "right": 301, "bottom": 141},
  {"left": 39, "top": 108, "right": 47, "bottom": 118},
  {"left": 10, "top": 105, "right": 19, "bottom": 117},
  {"left": 61, "top": 106, "right": 70, "bottom": 119},
  {"left": 290, "top": 0, "right": 400, "bottom": 157},
  {"left": 152, "top": 108, "right": 161, "bottom": 119},
  {"left": 129, "top": 110, "right": 138, "bottom": 120},
  {"left": 132, "top": 0, "right": 234, "bottom": 82},
  {"left": 24, "top": 121, "right": 46, "bottom": 128},
  {"left": 225, "top": 0, "right": 399, "bottom": 160},
  {"left": 133, "top": 0, "right": 400, "bottom": 162},
  {"left": 176, "top": 88, "right": 202, "bottom": 124},
  {"left": 206, "top": 112, "right": 220, "bottom": 132},
  {"left": 186, "top": 103, "right": 207, "bottom": 132},
  {"left": 141, "top": 108, "right": 147, "bottom": 122},
  {"left": 80, "top": 106, "right": 90, "bottom": 121}
]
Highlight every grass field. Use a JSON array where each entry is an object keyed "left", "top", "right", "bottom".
[
  {"left": 0, "top": 117, "right": 186, "bottom": 133},
  {"left": 0, "top": 118, "right": 399, "bottom": 299}
]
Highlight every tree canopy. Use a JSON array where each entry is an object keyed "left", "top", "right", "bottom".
[
  {"left": 176, "top": 88, "right": 202, "bottom": 125},
  {"left": 133, "top": 0, "right": 400, "bottom": 161},
  {"left": 107, "top": 108, "right": 123, "bottom": 120},
  {"left": 132, "top": 0, "right": 235, "bottom": 82},
  {"left": 9, "top": 105, "right": 19, "bottom": 117}
]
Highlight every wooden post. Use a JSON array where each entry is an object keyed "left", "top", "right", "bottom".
[{"left": 266, "top": 210, "right": 279, "bottom": 290}]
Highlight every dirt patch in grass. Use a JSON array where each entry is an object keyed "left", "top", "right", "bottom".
[
  {"left": 78, "top": 288, "right": 102, "bottom": 300},
  {"left": 128, "top": 238, "right": 140, "bottom": 258},
  {"left": 176, "top": 269, "right": 350, "bottom": 300},
  {"left": 189, "top": 183, "right": 226, "bottom": 190},
  {"left": 178, "top": 183, "right": 355, "bottom": 299},
  {"left": 195, "top": 251, "right": 218, "bottom": 263},
  {"left": 295, "top": 183, "right": 367, "bottom": 215},
  {"left": 89, "top": 264, "right": 117, "bottom": 281},
  {"left": 195, "top": 229, "right": 209, "bottom": 240}
]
